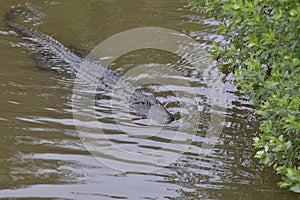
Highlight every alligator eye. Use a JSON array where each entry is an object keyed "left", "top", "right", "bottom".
[{"left": 139, "top": 102, "right": 146, "bottom": 105}]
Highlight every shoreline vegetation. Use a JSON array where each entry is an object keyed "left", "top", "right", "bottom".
[{"left": 189, "top": 0, "right": 300, "bottom": 193}]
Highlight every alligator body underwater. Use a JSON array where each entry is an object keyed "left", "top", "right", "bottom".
[{"left": 4, "top": 8, "right": 174, "bottom": 123}]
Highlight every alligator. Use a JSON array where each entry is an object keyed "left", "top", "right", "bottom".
[{"left": 4, "top": 8, "right": 174, "bottom": 123}]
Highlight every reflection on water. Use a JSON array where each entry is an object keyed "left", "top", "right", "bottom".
[{"left": 0, "top": 0, "right": 298, "bottom": 199}]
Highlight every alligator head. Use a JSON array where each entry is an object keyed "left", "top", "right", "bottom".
[{"left": 129, "top": 90, "right": 174, "bottom": 124}]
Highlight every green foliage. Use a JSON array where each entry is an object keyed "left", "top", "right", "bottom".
[{"left": 190, "top": 0, "right": 300, "bottom": 193}]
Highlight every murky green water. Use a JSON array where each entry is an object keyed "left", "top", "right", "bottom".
[{"left": 0, "top": 0, "right": 299, "bottom": 199}]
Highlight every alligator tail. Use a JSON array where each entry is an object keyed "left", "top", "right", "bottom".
[
  {"left": 4, "top": 8, "right": 33, "bottom": 36},
  {"left": 4, "top": 8, "right": 83, "bottom": 73}
]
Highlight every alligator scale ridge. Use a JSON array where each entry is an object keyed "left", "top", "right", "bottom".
[{"left": 4, "top": 8, "right": 174, "bottom": 123}]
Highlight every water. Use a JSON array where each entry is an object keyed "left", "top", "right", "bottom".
[{"left": 0, "top": 0, "right": 299, "bottom": 199}]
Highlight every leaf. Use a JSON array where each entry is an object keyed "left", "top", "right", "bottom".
[
  {"left": 287, "top": 168, "right": 297, "bottom": 176},
  {"left": 290, "top": 184, "right": 300, "bottom": 193},
  {"left": 247, "top": 43, "right": 256, "bottom": 48},
  {"left": 233, "top": 4, "right": 241, "bottom": 10},
  {"left": 273, "top": 14, "right": 282, "bottom": 20}
]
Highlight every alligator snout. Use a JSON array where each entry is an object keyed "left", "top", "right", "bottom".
[{"left": 148, "top": 102, "right": 174, "bottom": 123}]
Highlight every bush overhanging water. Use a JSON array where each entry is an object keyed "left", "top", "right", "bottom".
[{"left": 189, "top": 0, "right": 300, "bottom": 193}]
